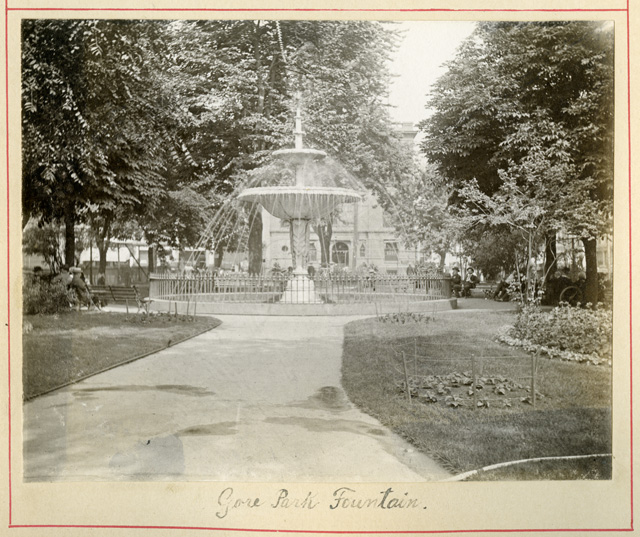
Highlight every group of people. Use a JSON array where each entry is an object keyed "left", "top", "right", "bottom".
[
  {"left": 450, "top": 267, "right": 479, "bottom": 298},
  {"left": 53, "top": 265, "right": 102, "bottom": 310},
  {"left": 450, "top": 266, "right": 589, "bottom": 304}
]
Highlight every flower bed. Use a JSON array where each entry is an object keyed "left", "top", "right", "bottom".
[{"left": 497, "top": 304, "right": 612, "bottom": 366}]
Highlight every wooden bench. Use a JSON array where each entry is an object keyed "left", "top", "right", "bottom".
[
  {"left": 465, "top": 283, "right": 495, "bottom": 299},
  {"left": 91, "top": 285, "right": 152, "bottom": 312}
]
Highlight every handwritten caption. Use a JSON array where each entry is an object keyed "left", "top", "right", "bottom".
[{"left": 215, "top": 487, "right": 426, "bottom": 519}]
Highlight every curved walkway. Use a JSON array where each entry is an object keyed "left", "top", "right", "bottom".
[
  {"left": 453, "top": 296, "right": 519, "bottom": 312},
  {"left": 24, "top": 315, "right": 451, "bottom": 482}
]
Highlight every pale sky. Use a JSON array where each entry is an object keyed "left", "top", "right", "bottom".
[{"left": 387, "top": 21, "right": 477, "bottom": 125}]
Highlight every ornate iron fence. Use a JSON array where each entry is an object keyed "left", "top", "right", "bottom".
[{"left": 149, "top": 272, "right": 452, "bottom": 305}]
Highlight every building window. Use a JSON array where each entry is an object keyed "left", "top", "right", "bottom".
[
  {"left": 332, "top": 242, "right": 350, "bottom": 266},
  {"left": 359, "top": 243, "right": 366, "bottom": 258},
  {"left": 382, "top": 210, "right": 394, "bottom": 228},
  {"left": 309, "top": 243, "right": 317, "bottom": 262},
  {"left": 384, "top": 242, "right": 399, "bottom": 262},
  {"left": 281, "top": 245, "right": 289, "bottom": 253}
]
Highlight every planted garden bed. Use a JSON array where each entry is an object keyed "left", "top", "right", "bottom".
[{"left": 341, "top": 311, "right": 611, "bottom": 480}]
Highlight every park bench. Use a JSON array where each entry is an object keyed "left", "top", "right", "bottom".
[
  {"left": 465, "top": 282, "right": 495, "bottom": 299},
  {"left": 91, "top": 285, "right": 152, "bottom": 312}
]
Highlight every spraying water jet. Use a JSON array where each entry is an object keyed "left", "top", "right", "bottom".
[{"left": 237, "top": 103, "right": 360, "bottom": 303}]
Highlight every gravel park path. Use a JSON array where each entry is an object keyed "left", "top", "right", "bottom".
[{"left": 23, "top": 315, "right": 451, "bottom": 482}]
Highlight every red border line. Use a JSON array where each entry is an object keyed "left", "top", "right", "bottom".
[
  {"left": 5, "top": 6, "right": 628, "bottom": 11},
  {"left": 5, "top": 6, "right": 633, "bottom": 535},
  {"left": 4, "top": 525, "right": 637, "bottom": 533},
  {"left": 627, "top": 0, "right": 634, "bottom": 529},
  {"left": 4, "top": 0, "right": 11, "bottom": 528}
]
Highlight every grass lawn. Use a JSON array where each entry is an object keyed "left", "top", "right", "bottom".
[
  {"left": 342, "top": 311, "right": 612, "bottom": 480},
  {"left": 23, "top": 311, "right": 221, "bottom": 400}
]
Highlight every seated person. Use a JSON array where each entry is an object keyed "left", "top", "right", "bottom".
[
  {"left": 493, "top": 271, "right": 514, "bottom": 301},
  {"left": 450, "top": 267, "right": 462, "bottom": 297},
  {"left": 462, "top": 268, "right": 479, "bottom": 297},
  {"left": 69, "top": 267, "right": 91, "bottom": 305},
  {"left": 53, "top": 265, "right": 73, "bottom": 288},
  {"left": 70, "top": 267, "right": 101, "bottom": 309}
]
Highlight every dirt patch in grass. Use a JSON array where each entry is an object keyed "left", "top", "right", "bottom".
[
  {"left": 341, "top": 312, "right": 612, "bottom": 480},
  {"left": 23, "top": 311, "right": 221, "bottom": 399}
]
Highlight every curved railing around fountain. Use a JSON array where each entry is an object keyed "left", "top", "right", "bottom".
[{"left": 149, "top": 272, "right": 452, "bottom": 305}]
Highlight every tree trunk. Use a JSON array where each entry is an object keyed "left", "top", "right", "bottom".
[
  {"left": 93, "top": 213, "right": 112, "bottom": 277},
  {"left": 214, "top": 242, "right": 225, "bottom": 269},
  {"left": 582, "top": 237, "right": 599, "bottom": 305},
  {"left": 437, "top": 247, "right": 448, "bottom": 272},
  {"left": 316, "top": 219, "right": 333, "bottom": 267},
  {"left": 98, "top": 246, "right": 108, "bottom": 275},
  {"left": 64, "top": 202, "right": 75, "bottom": 267},
  {"left": 544, "top": 231, "right": 557, "bottom": 281},
  {"left": 525, "top": 232, "right": 533, "bottom": 303},
  {"left": 148, "top": 245, "right": 155, "bottom": 273},
  {"left": 248, "top": 208, "right": 263, "bottom": 274}
]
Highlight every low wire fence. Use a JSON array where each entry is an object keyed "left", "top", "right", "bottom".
[
  {"left": 388, "top": 340, "right": 542, "bottom": 409},
  {"left": 149, "top": 272, "right": 452, "bottom": 304}
]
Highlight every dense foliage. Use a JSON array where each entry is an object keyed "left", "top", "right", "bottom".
[
  {"left": 22, "top": 20, "right": 177, "bottom": 267},
  {"left": 382, "top": 160, "right": 457, "bottom": 269},
  {"left": 22, "top": 19, "right": 408, "bottom": 273},
  {"left": 419, "top": 22, "right": 614, "bottom": 302},
  {"left": 22, "top": 277, "right": 71, "bottom": 315}
]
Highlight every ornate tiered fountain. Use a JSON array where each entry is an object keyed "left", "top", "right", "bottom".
[
  {"left": 237, "top": 106, "right": 361, "bottom": 303},
  {"left": 149, "top": 103, "right": 455, "bottom": 314}
]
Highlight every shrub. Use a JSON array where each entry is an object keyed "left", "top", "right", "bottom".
[
  {"left": 23, "top": 277, "right": 71, "bottom": 315},
  {"left": 509, "top": 303, "right": 612, "bottom": 360}
]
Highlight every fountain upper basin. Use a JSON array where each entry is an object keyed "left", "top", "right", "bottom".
[{"left": 237, "top": 186, "right": 361, "bottom": 220}]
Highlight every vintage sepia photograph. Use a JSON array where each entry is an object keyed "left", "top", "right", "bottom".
[
  {"left": 10, "top": 9, "right": 630, "bottom": 533},
  {"left": 20, "top": 17, "right": 614, "bottom": 483}
]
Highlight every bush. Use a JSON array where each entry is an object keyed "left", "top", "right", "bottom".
[
  {"left": 510, "top": 303, "right": 612, "bottom": 359},
  {"left": 23, "top": 277, "right": 71, "bottom": 314}
]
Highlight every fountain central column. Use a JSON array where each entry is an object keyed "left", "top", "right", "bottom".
[
  {"left": 282, "top": 216, "right": 321, "bottom": 303},
  {"left": 281, "top": 129, "right": 321, "bottom": 302},
  {"left": 290, "top": 218, "right": 310, "bottom": 272}
]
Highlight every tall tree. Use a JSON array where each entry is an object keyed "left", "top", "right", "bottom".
[
  {"left": 164, "top": 20, "right": 292, "bottom": 268},
  {"left": 420, "top": 21, "right": 614, "bottom": 303},
  {"left": 22, "top": 20, "right": 177, "bottom": 266}
]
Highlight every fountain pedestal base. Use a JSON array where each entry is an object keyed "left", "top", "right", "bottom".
[{"left": 281, "top": 273, "right": 324, "bottom": 304}]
